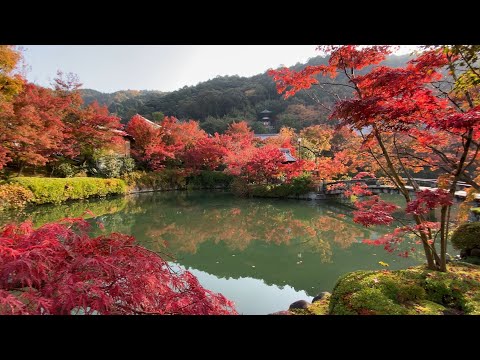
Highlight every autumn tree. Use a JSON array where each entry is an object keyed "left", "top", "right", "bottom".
[
  {"left": 0, "top": 71, "right": 124, "bottom": 173},
  {"left": 270, "top": 45, "right": 480, "bottom": 272},
  {"left": 0, "top": 218, "right": 237, "bottom": 315},
  {"left": 126, "top": 115, "right": 175, "bottom": 170},
  {"left": 66, "top": 101, "right": 124, "bottom": 161},
  {"left": 53, "top": 72, "right": 124, "bottom": 163},
  {"left": 0, "top": 45, "right": 24, "bottom": 102},
  {"left": 0, "top": 83, "right": 68, "bottom": 173},
  {"left": 182, "top": 135, "right": 228, "bottom": 174},
  {"left": 0, "top": 45, "right": 25, "bottom": 170}
]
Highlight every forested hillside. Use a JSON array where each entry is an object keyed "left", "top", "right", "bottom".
[{"left": 81, "top": 54, "right": 412, "bottom": 133}]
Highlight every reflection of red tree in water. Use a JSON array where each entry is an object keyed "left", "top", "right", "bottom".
[{"left": 144, "top": 203, "right": 370, "bottom": 262}]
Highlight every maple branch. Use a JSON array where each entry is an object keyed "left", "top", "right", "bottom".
[
  {"left": 373, "top": 126, "right": 409, "bottom": 199},
  {"left": 340, "top": 63, "right": 361, "bottom": 97},
  {"left": 359, "top": 130, "right": 399, "bottom": 188},
  {"left": 318, "top": 82, "right": 357, "bottom": 90},
  {"left": 455, "top": 45, "right": 480, "bottom": 82},
  {"left": 393, "top": 134, "right": 420, "bottom": 191},
  {"left": 304, "top": 90, "right": 332, "bottom": 112},
  {"left": 430, "top": 82, "right": 464, "bottom": 112}
]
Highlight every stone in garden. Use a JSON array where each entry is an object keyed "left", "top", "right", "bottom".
[{"left": 289, "top": 300, "right": 310, "bottom": 310}]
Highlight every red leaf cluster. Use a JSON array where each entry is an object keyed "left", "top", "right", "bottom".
[
  {"left": 406, "top": 189, "right": 453, "bottom": 215},
  {"left": 353, "top": 196, "right": 398, "bottom": 227},
  {"left": 0, "top": 219, "right": 237, "bottom": 315}
]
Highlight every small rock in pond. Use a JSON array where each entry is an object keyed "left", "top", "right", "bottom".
[
  {"left": 251, "top": 265, "right": 255, "bottom": 268},
  {"left": 289, "top": 300, "right": 310, "bottom": 310},
  {"left": 312, "top": 292, "right": 331, "bottom": 303}
]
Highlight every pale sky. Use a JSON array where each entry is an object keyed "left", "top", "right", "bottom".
[{"left": 22, "top": 45, "right": 419, "bottom": 93}]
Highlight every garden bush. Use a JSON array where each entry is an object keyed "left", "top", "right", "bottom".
[
  {"left": 187, "top": 171, "right": 234, "bottom": 189},
  {"left": 451, "top": 222, "right": 480, "bottom": 250},
  {"left": 122, "top": 170, "right": 187, "bottom": 192},
  {"left": 249, "top": 175, "right": 314, "bottom": 198},
  {"left": 55, "top": 163, "right": 78, "bottom": 178},
  {"left": 9, "top": 177, "right": 126, "bottom": 204},
  {"left": 0, "top": 184, "right": 34, "bottom": 210},
  {"left": 95, "top": 155, "right": 136, "bottom": 178},
  {"left": 230, "top": 178, "right": 250, "bottom": 197}
]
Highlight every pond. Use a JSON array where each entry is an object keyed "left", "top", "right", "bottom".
[{"left": 0, "top": 191, "right": 453, "bottom": 314}]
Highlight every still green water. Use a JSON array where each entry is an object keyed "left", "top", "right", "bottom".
[{"left": 1, "top": 191, "right": 438, "bottom": 314}]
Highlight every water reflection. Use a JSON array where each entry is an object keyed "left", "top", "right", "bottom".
[{"left": 1, "top": 191, "right": 426, "bottom": 314}]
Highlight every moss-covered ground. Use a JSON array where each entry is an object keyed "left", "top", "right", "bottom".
[{"left": 291, "top": 263, "right": 480, "bottom": 315}]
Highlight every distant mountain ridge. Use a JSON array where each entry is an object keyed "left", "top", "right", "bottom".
[{"left": 81, "top": 54, "right": 412, "bottom": 133}]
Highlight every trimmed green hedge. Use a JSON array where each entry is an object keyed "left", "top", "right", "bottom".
[
  {"left": 249, "top": 176, "right": 314, "bottom": 198},
  {"left": 122, "top": 170, "right": 187, "bottom": 192},
  {"left": 9, "top": 177, "right": 127, "bottom": 204},
  {"left": 122, "top": 170, "right": 233, "bottom": 192},
  {"left": 187, "top": 171, "right": 234, "bottom": 189}
]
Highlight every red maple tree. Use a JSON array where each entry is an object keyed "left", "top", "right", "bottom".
[
  {"left": 270, "top": 45, "right": 480, "bottom": 271},
  {"left": 182, "top": 135, "right": 229, "bottom": 174},
  {"left": 0, "top": 83, "right": 68, "bottom": 172},
  {"left": 0, "top": 218, "right": 237, "bottom": 315}
]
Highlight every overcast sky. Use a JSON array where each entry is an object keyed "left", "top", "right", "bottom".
[{"left": 22, "top": 45, "right": 419, "bottom": 93}]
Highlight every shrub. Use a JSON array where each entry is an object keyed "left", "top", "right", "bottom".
[
  {"left": 230, "top": 177, "right": 250, "bottom": 197},
  {"left": 451, "top": 222, "right": 480, "bottom": 250},
  {"left": 122, "top": 157, "right": 136, "bottom": 174},
  {"left": 95, "top": 155, "right": 135, "bottom": 178},
  {"left": 249, "top": 175, "right": 314, "bottom": 198},
  {"left": 187, "top": 171, "right": 234, "bottom": 189},
  {"left": 0, "top": 184, "right": 34, "bottom": 210},
  {"left": 0, "top": 218, "right": 237, "bottom": 315},
  {"left": 9, "top": 177, "right": 126, "bottom": 204},
  {"left": 55, "top": 163, "right": 78, "bottom": 178},
  {"left": 122, "top": 170, "right": 187, "bottom": 192}
]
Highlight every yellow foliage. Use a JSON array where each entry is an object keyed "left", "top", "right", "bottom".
[
  {"left": 0, "top": 45, "right": 24, "bottom": 101},
  {"left": 0, "top": 184, "right": 34, "bottom": 210}
]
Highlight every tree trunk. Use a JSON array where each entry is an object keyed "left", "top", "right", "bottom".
[{"left": 439, "top": 205, "right": 448, "bottom": 272}]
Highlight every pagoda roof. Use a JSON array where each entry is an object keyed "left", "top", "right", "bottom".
[
  {"left": 279, "top": 148, "right": 297, "bottom": 163},
  {"left": 260, "top": 109, "right": 272, "bottom": 114}
]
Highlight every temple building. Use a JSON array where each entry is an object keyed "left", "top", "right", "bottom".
[{"left": 258, "top": 109, "right": 275, "bottom": 131}]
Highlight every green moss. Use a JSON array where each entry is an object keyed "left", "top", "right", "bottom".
[
  {"left": 9, "top": 177, "right": 126, "bottom": 204},
  {"left": 471, "top": 208, "right": 480, "bottom": 215},
  {"left": 407, "top": 300, "right": 446, "bottom": 315},
  {"left": 451, "top": 222, "right": 480, "bottom": 250},
  {"left": 329, "top": 263, "right": 480, "bottom": 315},
  {"left": 308, "top": 294, "right": 331, "bottom": 315},
  {"left": 289, "top": 294, "right": 331, "bottom": 315}
]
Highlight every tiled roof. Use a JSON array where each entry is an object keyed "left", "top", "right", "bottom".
[
  {"left": 279, "top": 148, "right": 297, "bottom": 162},
  {"left": 135, "top": 114, "right": 161, "bottom": 129}
]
